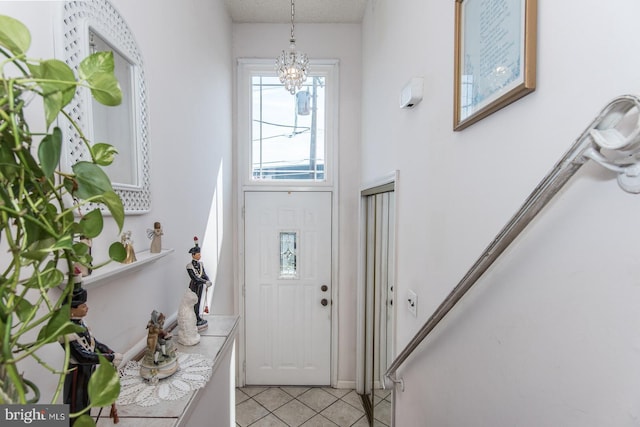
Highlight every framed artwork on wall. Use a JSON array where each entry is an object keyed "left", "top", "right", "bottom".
[{"left": 453, "top": 0, "right": 537, "bottom": 131}]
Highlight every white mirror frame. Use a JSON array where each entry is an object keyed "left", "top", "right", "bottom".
[{"left": 57, "top": 0, "right": 150, "bottom": 214}]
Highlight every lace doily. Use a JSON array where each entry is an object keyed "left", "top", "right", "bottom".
[{"left": 117, "top": 352, "right": 213, "bottom": 407}]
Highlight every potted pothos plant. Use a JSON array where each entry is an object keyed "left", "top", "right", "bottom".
[{"left": 0, "top": 14, "right": 128, "bottom": 425}]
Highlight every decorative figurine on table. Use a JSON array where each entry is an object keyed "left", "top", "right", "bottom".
[
  {"left": 121, "top": 230, "right": 137, "bottom": 264},
  {"left": 186, "top": 236, "right": 213, "bottom": 330},
  {"left": 147, "top": 221, "right": 163, "bottom": 254},
  {"left": 177, "top": 289, "right": 201, "bottom": 346},
  {"left": 139, "top": 310, "right": 178, "bottom": 381},
  {"left": 60, "top": 274, "right": 122, "bottom": 425}
]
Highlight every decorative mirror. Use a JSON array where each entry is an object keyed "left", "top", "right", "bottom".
[{"left": 58, "top": 0, "right": 150, "bottom": 214}]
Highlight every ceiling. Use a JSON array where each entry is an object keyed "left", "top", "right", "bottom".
[{"left": 223, "top": 0, "right": 368, "bottom": 23}]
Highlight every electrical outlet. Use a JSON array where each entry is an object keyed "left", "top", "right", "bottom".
[{"left": 407, "top": 290, "right": 417, "bottom": 317}]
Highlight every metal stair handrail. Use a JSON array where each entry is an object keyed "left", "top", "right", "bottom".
[{"left": 385, "top": 95, "right": 640, "bottom": 390}]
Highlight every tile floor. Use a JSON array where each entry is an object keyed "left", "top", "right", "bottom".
[{"left": 236, "top": 386, "right": 392, "bottom": 427}]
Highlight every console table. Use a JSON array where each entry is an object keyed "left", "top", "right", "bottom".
[{"left": 95, "top": 315, "right": 238, "bottom": 426}]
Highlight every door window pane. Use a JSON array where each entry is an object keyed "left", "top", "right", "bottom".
[
  {"left": 280, "top": 231, "right": 298, "bottom": 277},
  {"left": 252, "top": 76, "right": 325, "bottom": 181}
]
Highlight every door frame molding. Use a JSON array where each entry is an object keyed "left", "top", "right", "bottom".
[
  {"left": 356, "top": 170, "right": 399, "bottom": 422},
  {"left": 234, "top": 59, "right": 340, "bottom": 387}
]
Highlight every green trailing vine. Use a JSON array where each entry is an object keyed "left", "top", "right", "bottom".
[{"left": 0, "top": 14, "right": 128, "bottom": 425}]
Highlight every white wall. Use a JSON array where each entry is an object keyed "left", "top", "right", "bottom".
[
  {"left": 362, "top": 0, "right": 640, "bottom": 425},
  {"left": 232, "top": 23, "right": 362, "bottom": 386},
  {"left": 3, "top": 0, "right": 233, "bottom": 402}
]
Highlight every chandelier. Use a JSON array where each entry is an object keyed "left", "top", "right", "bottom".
[{"left": 275, "top": 0, "right": 309, "bottom": 95}]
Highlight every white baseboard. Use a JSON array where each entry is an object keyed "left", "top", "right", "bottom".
[{"left": 335, "top": 380, "right": 356, "bottom": 389}]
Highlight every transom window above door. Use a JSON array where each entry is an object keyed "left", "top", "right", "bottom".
[
  {"left": 252, "top": 75, "right": 326, "bottom": 181},
  {"left": 237, "top": 59, "right": 338, "bottom": 187}
]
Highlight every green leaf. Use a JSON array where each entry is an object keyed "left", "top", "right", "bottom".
[
  {"left": 97, "top": 191, "right": 124, "bottom": 230},
  {"left": 39, "top": 265, "right": 65, "bottom": 290},
  {"left": 79, "top": 51, "right": 115, "bottom": 80},
  {"left": 87, "top": 72, "right": 122, "bottom": 106},
  {"left": 30, "top": 59, "right": 76, "bottom": 97},
  {"left": 87, "top": 355, "right": 120, "bottom": 407},
  {"left": 20, "top": 144, "right": 46, "bottom": 181},
  {"left": 51, "top": 234, "right": 74, "bottom": 251},
  {"left": 42, "top": 91, "right": 63, "bottom": 129},
  {"left": 79, "top": 52, "right": 122, "bottom": 105},
  {"left": 72, "top": 161, "right": 114, "bottom": 200},
  {"left": 28, "top": 59, "right": 77, "bottom": 127},
  {"left": 91, "top": 143, "right": 118, "bottom": 167},
  {"left": 108, "top": 241, "right": 126, "bottom": 262},
  {"left": 63, "top": 176, "right": 77, "bottom": 194},
  {"left": 37, "top": 128, "right": 62, "bottom": 178},
  {"left": 75, "top": 252, "right": 93, "bottom": 272},
  {"left": 73, "top": 242, "right": 89, "bottom": 256},
  {"left": 0, "top": 302, "right": 8, "bottom": 324},
  {"left": 23, "top": 216, "right": 51, "bottom": 248},
  {"left": 25, "top": 260, "right": 65, "bottom": 289},
  {"left": 21, "top": 237, "right": 56, "bottom": 261},
  {"left": 13, "top": 296, "right": 35, "bottom": 323},
  {"left": 37, "top": 308, "right": 84, "bottom": 344},
  {"left": 79, "top": 209, "right": 103, "bottom": 238},
  {"left": 71, "top": 414, "right": 95, "bottom": 427},
  {"left": 0, "top": 15, "right": 31, "bottom": 55},
  {"left": 0, "top": 142, "right": 19, "bottom": 181}
]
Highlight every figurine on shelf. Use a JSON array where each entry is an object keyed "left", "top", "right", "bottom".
[
  {"left": 147, "top": 221, "right": 163, "bottom": 254},
  {"left": 60, "top": 275, "right": 122, "bottom": 425},
  {"left": 186, "top": 236, "right": 213, "bottom": 330},
  {"left": 121, "top": 230, "right": 137, "bottom": 264},
  {"left": 140, "top": 310, "right": 178, "bottom": 380},
  {"left": 177, "top": 289, "right": 201, "bottom": 346}
]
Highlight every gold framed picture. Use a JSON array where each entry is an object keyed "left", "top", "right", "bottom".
[{"left": 453, "top": 0, "right": 537, "bottom": 131}]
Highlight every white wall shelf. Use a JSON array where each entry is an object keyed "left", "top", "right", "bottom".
[{"left": 83, "top": 248, "right": 174, "bottom": 288}]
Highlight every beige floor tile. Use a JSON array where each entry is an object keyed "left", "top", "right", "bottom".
[
  {"left": 297, "top": 388, "right": 338, "bottom": 412},
  {"left": 322, "top": 388, "right": 350, "bottom": 399},
  {"left": 374, "top": 389, "right": 391, "bottom": 400},
  {"left": 280, "top": 386, "right": 310, "bottom": 398},
  {"left": 241, "top": 386, "right": 269, "bottom": 397},
  {"left": 373, "top": 398, "right": 391, "bottom": 426},
  {"left": 273, "top": 399, "right": 316, "bottom": 426},
  {"left": 300, "top": 414, "right": 340, "bottom": 426},
  {"left": 236, "top": 388, "right": 251, "bottom": 404},
  {"left": 253, "top": 387, "right": 295, "bottom": 412},
  {"left": 320, "top": 400, "right": 364, "bottom": 427},
  {"left": 339, "top": 390, "right": 363, "bottom": 411},
  {"left": 250, "top": 413, "right": 289, "bottom": 427},
  {"left": 235, "top": 387, "right": 373, "bottom": 427},
  {"left": 350, "top": 417, "right": 370, "bottom": 427},
  {"left": 236, "top": 398, "right": 270, "bottom": 427}
]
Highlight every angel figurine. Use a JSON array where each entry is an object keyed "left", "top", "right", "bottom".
[
  {"left": 147, "top": 221, "right": 163, "bottom": 253},
  {"left": 121, "top": 230, "right": 137, "bottom": 264}
]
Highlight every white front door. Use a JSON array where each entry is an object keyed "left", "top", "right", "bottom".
[{"left": 244, "top": 191, "right": 332, "bottom": 385}]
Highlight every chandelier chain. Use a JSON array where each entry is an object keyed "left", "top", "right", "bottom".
[{"left": 290, "top": 0, "right": 295, "bottom": 42}]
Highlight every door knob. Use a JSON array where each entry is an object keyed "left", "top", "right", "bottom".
[
  {"left": 321, "top": 298, "right": 328, "bottom": 306},
  {"left": 321, "top": 285, "right": 328, "bottom": 292}
]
